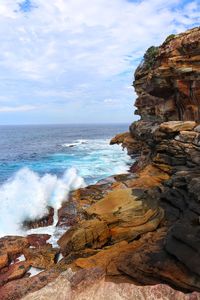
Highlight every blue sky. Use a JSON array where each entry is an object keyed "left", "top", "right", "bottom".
[{"left": 0, "top": 0, "right": 199, "bottom": 124}]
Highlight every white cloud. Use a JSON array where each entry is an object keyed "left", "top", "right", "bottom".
[
  {"left": 0, "top": 105, "right": 36, "bottom": 112},
  {"left": 0, "top": 0, "right": 199, "bottom": 123}
]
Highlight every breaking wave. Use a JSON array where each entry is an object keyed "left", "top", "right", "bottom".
[
  {"left": 0, "top": 167, "right": 85, "bottom": 237},
  {"left": 62, "top": 139, "right": 88, "bottom": 148}
]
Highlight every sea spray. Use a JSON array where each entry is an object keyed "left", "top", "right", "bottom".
[{"left": 0, "top": 167, "right": 85, "bottom": 237}]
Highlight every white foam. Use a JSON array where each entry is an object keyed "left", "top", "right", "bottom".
[
  {"left": 62, "top": 139, "right": 88, "bottom": 147},
  {"left": 17, "top": 254, "right": 26, "bottom": 262},
  {"left": 0, "top": 167, "right": 85, "bottom": 237},
  {"left": 29, "top": 267, "right": 44, "bottom": 277},
  {"left": 57, "top": 253, "right": 64, "bottom": 262},
  {"left": 61, "top": 138, "right": 131, "bottom": 181},
  {"left": 27, "top": 224, "right": 68, "bottom": 248}
]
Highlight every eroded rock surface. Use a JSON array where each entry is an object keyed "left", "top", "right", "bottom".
[
  {"left": 22, "top": 268, "right": 200, "bottom": 300},
  {"left": 0, "top": 27, "right": 200, "bottom": 299},
  {"left": 109, "top": 27, "right": 200, "bottom": 294}
]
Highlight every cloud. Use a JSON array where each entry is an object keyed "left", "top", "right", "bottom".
[
  {"left": 0, "top": 0, "right": 199, "bottom": 123},
  {"left": 0, "top": 105, "right": 36, "bottom": 112}
]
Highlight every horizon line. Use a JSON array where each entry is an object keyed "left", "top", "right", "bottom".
[{"left": 0, "top": 122, "right": 131, "bottom": 126}]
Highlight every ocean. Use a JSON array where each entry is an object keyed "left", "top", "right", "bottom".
[{"left": 0, "top": 124, "right": 132, "bottom": 237}]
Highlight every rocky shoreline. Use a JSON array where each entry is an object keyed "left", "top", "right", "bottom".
[{"left": 0, "top": 27, "right": 200, "bottom": 300}]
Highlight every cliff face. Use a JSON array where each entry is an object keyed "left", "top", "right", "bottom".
[
  {"left": 134, "top": 27, "right": 200, "bottom": 123},
  {"left": 112, "top": 27, "right": 200, "bottom": 167},
  {"left": 0, "top": 27, "right": 200, "bottom": 300},
  {"left": 110, "top": 26, "right": 200, "bottom": 292}
]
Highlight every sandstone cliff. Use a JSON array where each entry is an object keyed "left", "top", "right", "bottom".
[
  {"left": 110, "top": 26, "right": 200, "bottom": 292},
  {"left": 0, "top": 27, "right": 200, "bottom": 300}
]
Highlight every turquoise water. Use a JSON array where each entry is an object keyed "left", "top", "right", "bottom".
[
  {"left": 0, "top": 124, "right": 132, "bottom": 184},
  {"left": 0, "top": 124, "right": 133, "bottom": 237}
]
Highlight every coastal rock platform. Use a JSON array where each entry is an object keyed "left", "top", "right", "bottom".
[{"left": 0, "top": 27, "right": 200, "bottom": 300}]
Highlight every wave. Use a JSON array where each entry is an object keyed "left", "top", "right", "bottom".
[
  {"left": 62, "top": 139, "right": 88, "bottom": 148},
  {"left": 0, "top": 167, "right": 85, "bottom": 237}
]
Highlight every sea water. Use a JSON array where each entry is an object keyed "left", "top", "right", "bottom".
[{"left": 0, "top": 124, "right": 132, "bottom": 237}]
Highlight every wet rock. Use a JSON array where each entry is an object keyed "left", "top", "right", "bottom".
[
  {"left": 23, "top": 206, "right": 54, "bottom": 229},
  {"left": 57, "top": 201, "right": 78, "bottom": 227},
  {"left": 27, "top": 234, "right": 51, "bottom": 248}
]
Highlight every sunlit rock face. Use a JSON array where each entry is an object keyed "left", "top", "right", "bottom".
[
  {"left": 134, "top": 27, "right": 200, "bottom": 122},
  {"left": 1, "top": 27, "right": 200, "bottom": 300},
  {"left": 109, "top": 27, "right": 200, "bottom": 294}
]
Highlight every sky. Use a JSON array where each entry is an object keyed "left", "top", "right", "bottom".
[{"left": 0, "top": 0, "right": 199, "bottom": 124}]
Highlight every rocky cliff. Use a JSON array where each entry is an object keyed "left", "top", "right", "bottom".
[
  {"left": 0, "top": 27, "right": 200, "bottom": 300},
  {"left": 110, "top": 26, "right": 200, "bottom": 291}
]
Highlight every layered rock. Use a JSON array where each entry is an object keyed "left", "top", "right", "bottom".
[
  {"left": 134, "top": 27, "right": 200, "bottom": 123},
  {"left": 109, "top": 26, "right": 200, "bottom": 293},
  {"left": 0, "top": 234, "right": 63, "bottom": 300},
  {"left": 0, "top": 27, "right": 200, "bottom": 299}
]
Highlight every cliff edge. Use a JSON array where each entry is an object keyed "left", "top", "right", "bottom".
[{"left": 0, "top": 27, "right": 200, "bottom": 300}]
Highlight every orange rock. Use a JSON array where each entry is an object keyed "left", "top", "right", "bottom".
[
  {"left": 110, "top": 209, "right": 164, "bottom": 243},
  {"left": 58, "top": 219, "right": 110, "bottom": 256},
  {"left": 125, "top": 165, "right": 170, "bottom": 188},
  {"left": 0, "top": 253, "right": 8, "bottom": 270},
  {"left": 160, "top": 121, "right": 196, "bottom": 133},
  {"left": 0, "top": 261, "right": 30, "bottom": 286},
  {"left": 75, "top": 239, "right": 148, "bottom": 276},
  {"left": 110, "top": 132, "right": 130, "bottom": 144},
  {"left": 23, "top": 245, "right": 58, "bottom": 269},
  {"left": 0, "top": 236, "right": 29, "bottom": 259}
]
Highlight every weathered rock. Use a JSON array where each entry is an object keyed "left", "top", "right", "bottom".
[
  {"left": 22, "top": 268, "right": 200, "bottom": 300},
  {"left": 23, "top": 206, "right": 54, "bottom": 229},
  {"left": 74, "top": 235, "right": 152, "bottom": 276},
  {"left": 107, "top": 27, "right": 200, "bottom": 294},
  {"left": 118, "top": 233, "right": 200, "bottom": 292},
  {"left": 160, "top": 121, "right": 196, "bottom": 133},
  {"left": 86, "top": 188, "right": 164, "bottom": 243},
  {"left": 0, "top": 268, "right": 60, "bottom": 300},
  {"left": 165, "top": 224, "right": 200, "bottom": 277},
  {"left": 27, "top": 234, "right": 51, "bottom": 248},
  {"left": 58, "top": 219, "right": 110, "bottom": 256},
  {"left": 0, "top": 253, "right": 8, "bottom": 270},
  {"left": 57, "top": 201, "right": 78, "bottom": 227},
  {"left": 23, "top": 245, "right": 58, "bottom": 269},
  {"left": 110, "top": 132, "right": 142, "bottom": 155},
  {"left": 110, "top": 132, "right": 130, "bottom": 144},
  {"left": 134, "top": 27, "right": 200, "bottom": 123},
  {"left": 0, "top": 261, "right": 30, "bottom": 287},
  {"left": 1, "top": 27, "right": 200, "bottom": 299},
  {"left": 0, "top": 236, "right": 29, "bottom": 259}
]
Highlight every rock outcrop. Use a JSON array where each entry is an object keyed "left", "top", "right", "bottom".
[
  {"left": 134, "top": 27, "right": 200, "bottom": 123},
  {"left": 0, "top": 27, "right": 200, "bottom": 299},
  {"left": 22, "top": 268, "right": 200, "bottom": 300},
  {"left": 110, "top": 26, "right": 200, "bottom": 293}
]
